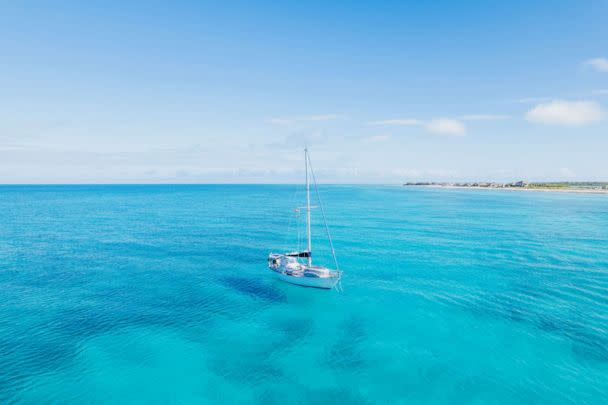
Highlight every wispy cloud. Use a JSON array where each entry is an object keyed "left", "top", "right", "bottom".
[
  {"left": 304, "top": 114, "right": 343, "bottom": 121},
  {"left": 592, "top": 89, "right": 608, "bottom": 95},
  {"left": 585, "top": 57, "right": 608, "bottom": 72},
  {"left": 526, "top": 100, "right": 605, "bottom": 126},
  {"left": 267, "top": 130, "right": 331, "bottom": 149},
  {"left": 425, "top": 118, "right": 466, "bottom": 135},
  {"left": 459, "top": 114, "right": 510, "bottom": 121},
  {"left": 366, "top": 134, "right": 391, "bottom": 142},
  {"left": 370, "top": 115, "right": 505, "bottom": 135},
  {"left": 267, "top": 114, "right": 343, "bottom": 125},
  {"left": 369, "top": 119, "right": 422, "bottom": 126},
  {"left": 516, "top": 97, "right": 552, "bottom": 104},
  {"left": 268, "top": 117, "right": 293, "bottom": 125}
]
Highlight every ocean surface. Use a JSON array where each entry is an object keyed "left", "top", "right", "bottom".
[{"left": 1, "top": 185, "right": 607, "bottom": 404}]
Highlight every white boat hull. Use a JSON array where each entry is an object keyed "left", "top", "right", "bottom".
[{"left": 272, "top": 270, "right": 340, "bottom": 289}]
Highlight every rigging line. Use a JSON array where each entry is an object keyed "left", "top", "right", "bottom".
[
  {"left": 307, "top": 153, "right": 340, "bottom": 271},
  {"left": 295, "top": 184, "right": 303, "bottom": 253},
  {"left": 297, "top": 205, "right": 302, "bottom": 253},
  {"left": 282, "top": 201, "right": 295, "bottom": 250},
  {"left": 282, "top": 183, "right": 302, "bottom": 251}
]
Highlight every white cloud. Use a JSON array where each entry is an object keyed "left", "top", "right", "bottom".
[
  {"left": 269, "top": 130, "right": 330, "bottom": 149},
  {"left": 516, "top": 97, "right": 552, "bottom": 104},
  {"left": 369, "top": 119, "right": 422, "bottom": 126},
  {"left": 370, "top": 117, "right": 477, "bottom": 135},
  {"left": 367, "top": 134, "right": 391, "bottom": 142},
  {"left": 268, "top": 117, "right": 293, "bottom": 125},
  {"left": 585, "top": 57, "right": 608, "bottom": 72},
  {"left": 525, "top": 100, "right": 605, "bottom": 126},
  {"left": 460, "top": 114, "right": 510, "bottom": 121},
  {"left": 268, "top": 114, "right": 342, "bottom": 125},
  {"left": 305, "top": 114, "right": 343, "bottom": 121},
  {"left": 425, "top": 118, "right": 466, "bottom": 135}
]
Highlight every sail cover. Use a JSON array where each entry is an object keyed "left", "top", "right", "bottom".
[{"left": 286, "top": 251, "right": 311, "bottom": 258}]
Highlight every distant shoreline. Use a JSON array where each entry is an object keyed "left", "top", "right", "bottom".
[{"left": 404, "top": 184, "right": 608, "bottom": 194}]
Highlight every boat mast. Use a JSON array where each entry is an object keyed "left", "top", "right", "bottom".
[{"left": 305, "top": 148, "right": 312, "bottom": 266}]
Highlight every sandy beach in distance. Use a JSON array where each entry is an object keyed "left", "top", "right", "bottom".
[{"left": 406, "top": 185, "right": 608, "bottom": 194}]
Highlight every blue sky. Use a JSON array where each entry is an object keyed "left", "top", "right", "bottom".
[{"left": 1, "top": 1, "right": 607, "bottom": 183}]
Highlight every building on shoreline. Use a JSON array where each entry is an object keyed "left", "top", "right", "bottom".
[{"left": 403, "top": 181, "right": 608, "bottom": 191}]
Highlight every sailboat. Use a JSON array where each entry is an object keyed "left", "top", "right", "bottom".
[{"left": 268, "top": 148, "right": 342, "bottom": 289}]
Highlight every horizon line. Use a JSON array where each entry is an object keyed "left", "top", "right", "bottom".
[{"left": 1, "top": 180, "right": 607, "bottom": 186}]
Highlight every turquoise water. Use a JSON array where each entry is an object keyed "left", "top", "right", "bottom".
[{"left": 1, "top": 185, "right": 607, "bottom": 404}]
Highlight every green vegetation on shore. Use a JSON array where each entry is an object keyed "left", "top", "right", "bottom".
[
  {"left": 528, "top": 182, "right": 608, "bottom": 189},
  {"left": 403, "top": 181, "right": 608, "bottom": 191}
]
